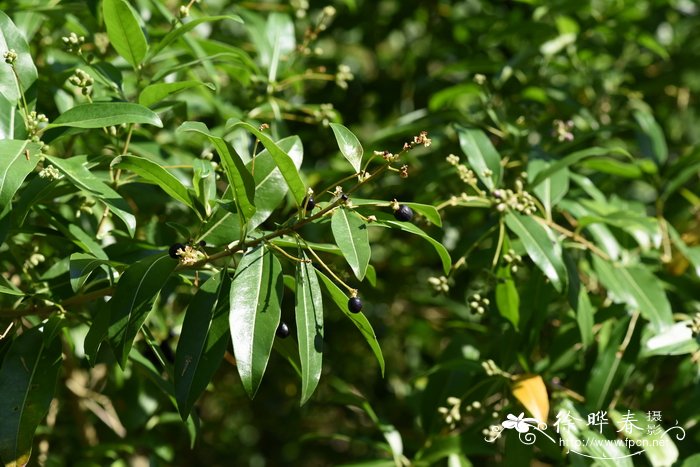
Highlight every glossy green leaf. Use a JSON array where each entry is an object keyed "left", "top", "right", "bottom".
[
  {"left": 227, "top": 121, "right": 306, "bottom": 205},
  {"left": 331, "top": 207, "right": 371, "bottom": 281},
  {"left": 580, "top": 158, "right": 643, "bottom": 178},
  {"left": 329, "top": 123, "right": 363, "bottom": 173},
  {"left": 295, "top": 250, "right": 324, "bottom": 405},
  {"left": 0, "top": 140, "right": 41, "bottom": 212},
  {"left": 108, "top": 253, "right": 178, "bottom": 368},
  {"left": 178, "top": 121, "right": 256, "bottom": 224},
  {"left": 0, "top": 326, "right": 61, "bottom": 467},
  {"left": 146, "top": 16, "right": 243, "bottom": 63},
  {"left": 69, "top": 252, "right": 112, "bottom": 293},
  {"left": 0, "top": 10, "right": 38, "bottom": 105},
  {"left": 84, "top": 308, "right": 110, "bottom": 366},
  {"left": 44, "top": 103, "right": 163, "bottom": 130},
  {"left": 102, "top": 0, "right": 148, "bottom": 68},
  {"left": 229, "top": 246, "right": 283, "bottom": 398},
  {"left": 138, "top": 81, "right": 215, "bottom": 108},
  {"left": 641, "top": 322, "right": 699, "bottom": 357},
  {"left": 0, "top": 275, "right": 23, "bottom": 296},
  {"left": 44, "top": 155, "right": 137, "bottom": 237},
  {"left": 634, "top": 109, "right": 667, "bottom": 165},
  {"left": 175, "top": 271, "right": 231, "bottom": 419},
  {"left": 247, "top": 135, "right": 303, "bottom": 230},
  {"left": 495, "top": 263, "right": 519, "bottom": 330},
  {"left": 529, "top": 147, "right": 631, "bottom": 187},
  {"left": 112, "top": 155, "right": 200, "bottom": 215},
  {"left": 455, "top": 125, "right": 502, "bottom": 190},
  {"left": 505, "top": 213, "right": 567, "bottom": 292},
  {"left": 592, "top": 256, "right": 673, "bottom": 333},
  {"left": 374, "top": 216, "right": 451, "bottom": 275}
]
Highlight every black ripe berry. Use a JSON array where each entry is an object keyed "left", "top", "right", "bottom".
[
  {"left": 304, "top": 196, "right": 316, "bottom": 211},
  {"left": 276, "top": 321, "right": 290, "bottom": 338},
  {"left": 198, "top": 240, "right": 207, "bottom": 248},
  {"left": 394, "top": 204, "right": 414, "bottom": 222},
  {"left": 348, "top": 297, "right": 363, "bottom": 314},
  {"left": 168, "top": 243, "right": 185, "bottom": 259}
]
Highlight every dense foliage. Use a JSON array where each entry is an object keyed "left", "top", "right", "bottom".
[{"left": 1, "top": 0, "right": 699, "bottom": 465}]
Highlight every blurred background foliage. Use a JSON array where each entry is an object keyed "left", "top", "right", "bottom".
[{"left": 1, "top": 0, "right": 700, "bottom": 465}]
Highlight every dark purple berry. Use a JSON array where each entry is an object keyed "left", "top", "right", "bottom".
[
  {"left": 198, "top": 240, "right": 207, "bottom": 247},
  {"left": 168, "top": 243, "right": 185, "bottom": 259},
  {"left": 304, "top": 196, "right": 316, "bottom": 211},
  {"left": 393, "top": 204, "right": 414, "bottom": 222},
  {"left": 348, "top": 297, "right": 363, "bottom": 313},
  {"left": 276, "top": 321, "right": 290, "bottom": 338},
  {"left": 340, "top": 193, "right": 348, "bottom": 202}
]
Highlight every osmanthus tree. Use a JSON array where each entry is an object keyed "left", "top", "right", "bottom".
[{"left": 0, "top": 2, "right": 448, "bottom": 465}]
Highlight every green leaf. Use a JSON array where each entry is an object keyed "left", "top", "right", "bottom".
[
  {"left": 505, "top": 213, "right": 567, "bottom": 292},
  {"left": 0, "top": 140, "right": 41, "bottom": 212},
  {"left": 0, "top": 10, "right": 38, "bottom": 105},
  {"left": 177, "top": 122, "right": 256, "bottom": 224},
  {"left": 69, "top": 253, "right": 112, "bottom": 293},
  {"left": 317, "top": 290, "right": 378, "bottom": 365},
  {"left": 112, "top": 155, "right": 200, "bottom": 216},
  {"left": 495, "top": 263, "right": 519, "bottom": 330},
  {"left": 247, "top": 135, "right": 303, "bottom": 230},
  {"left": 108, "top": 253, "right": 178, "bottom": 367},
  {"left": 44, "top": 155, "right": 137, "bottom": 237},
  {"left": 528, "top": 158, "right": 568, "bottom": 217},
  {"left": 592, "top": 256, "right": 673, "bottom": 333},
  {"left": 374, "top": 216, "right": 452, "bottom": 275},
  {"left": 146, "top": 16, "right": 243, "bottom": 63},
  {"left": 351, "top": 198, "right": 442, "bottom": 227},
  {"left": 0, "top": 275, "right": 23, "bottom": 296},
  {"left": 138, "top": 81, "right": 215, "bottom": 108},
  {"left": 229, "top": 246, "right": 283, "bottom": 398},
  {"left": 102, "top": 0, "right": 148, "bottom": 68},
  {"left": 84, "top": 308, "right": 110, "bottom": 366},
  {"left": 455, "top": 125, "right": 502, "bottom": 191},
  {"left": 331, "top": 207, "right": 371, "bottom": 281},
  {"left": 610, "top": 409, "right": 679, "bottom": 466},
  {"left": 227, "top": 121, "right": 306, "bottom": 205},
  {"left": 634, "top": 109, "right": 668, "bottom": 165},
  {"left": 0, "top": 326, "right": 62, "bottom": 467},
  {"left": 45, "top": 103, "right": 163, "bottom": 130},
  {"left": 329, "top": 123, "right": 363, "bottom": 173},
  {"left": 175, "top": 271, "right": 231, "bottom": 419},
  {"left": 295, "top": 249, "right": 324, "bottom": 405},
  {"left": 529, "top": 147, "right": 631, "bottom": 187}
]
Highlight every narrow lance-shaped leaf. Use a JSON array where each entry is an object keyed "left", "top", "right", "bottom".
[
  {"left": 230, "top": 246, "right": 283, "bottom": 398},
  {"left": 0, "top": 10, "right": 38, "bottom": 105},
  {"left": 177, "top": 121, "right": 256, "bottom": 224},
  {"left": 69, "top": 252, "right": 112, "bottom": 293},
  {"left": 592, "top": 256, "right": 673, "bottom": 333},
  {"left": 227, "top": 121, "right": 306, "bottom": 205},
  {"left": 0, "top": 326, "right": 62, "bottom": 467},
  {"left": 102, "top": 0, "right": 148, "bottom": 68},
  {"left": 0, "top": 140, "right": 41, "bottom": 211},
  {"left": 44, "top": 103, "right": 162, "bottom": 130},
  {"left": 331, "top": 207, "right": 371, "bottom": 281},
  {"left": 329, "top": 123, "right": 363, "bottom": 174},
  {"left": 455, "top": 124, "right": 502, "bottom": 191},
  {"left": 634, "top": 109, "right": 668, "bottom": 166},
  {"left": 504, "top": 213, "right": 567, "bottom": 292},
  {"left": 175, "top": 271, "right": 231, "bottom": 419},
  {"left": 495, "top": 263, "right": 520, "bottom": 330},
  {"left": 295, "top": 249, "right": 324, "bottom": 405},
  {"left": 108, "top": 253, "right": 178, "bottom": 368},
  {"left": 138, "top": 81, "right": 215, "bottom": 108},
  {"left": 44, "top": 155, "right": 137, "bottom": 237},
  {"left": 112, "top": 155, "right": 201, "bottom": 217},
  {"left": 316, "top": 270, "right": 385, "bottom": 376}
]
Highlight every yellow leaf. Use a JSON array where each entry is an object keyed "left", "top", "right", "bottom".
[{"left": 511, "top": 374, "right": 549, "bottom": 424}]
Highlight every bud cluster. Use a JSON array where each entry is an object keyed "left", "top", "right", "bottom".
[
  {"left": 335, "top": 64, "right": 354, "bottom": 89},
  {"left": 38, "top": 165, "right": 62, "bottom": 180},
  {"left": 469, "top": 293, "right": 490, "bottom": 315},
  {"left": 446, "top": 154, "right": 478, "bottom": 186},
  {"left": 427, "top": 275, "right": 449, "bottom": 293},
  {"left": 68, "top": 69, "right": 94, "bottom": 96},
  {"left": 553, "top": 119, "right": 574, "bottom": 142},
  {"left": 502, "top": 249, "right": 523, "bottom": 273},
  {"left": 61, "top": 32, "right": 85, "bottom": 53},
  {"left": 689, "top": 313, "right": 700, "bottom": 337},
  {"left": 313, "top": 103, "right": 336, "bottom": 126},
  {"left": 26, "top": 111, "right": 49, "bottom": 137},
  {"left": 492, "top": 179, "right": 537, "bottom": 215},
  {"left": 3, "top": 49, "right": 18, "bottom": 65}
]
